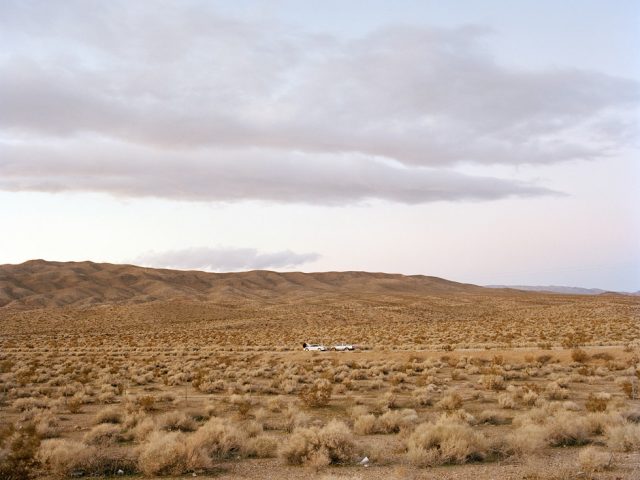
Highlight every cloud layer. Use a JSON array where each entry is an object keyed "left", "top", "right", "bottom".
[
  {"left": 0, "top": 1, "right": 637, "bottom": 204},
  {"left": 134, "top": 247, "right": 320, "bottom": 271}
]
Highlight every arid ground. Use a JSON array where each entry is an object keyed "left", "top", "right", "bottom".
[{"left": 1, "top": 261, "right": 639, "bottom": 479}]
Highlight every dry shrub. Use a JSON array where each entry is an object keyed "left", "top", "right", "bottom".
[
  {"left": 12, "top": 398, "right": 47, "bottom": 412},
  {"left": 229, "top": 394, "right": 254, "bottom": 417},
  {"left": 244, "top": 420, "right": 263, "bottom": 438},
  {"left": 137, "top": 431, "right": 211, "bottom": 476},
  {"left": 65, "top": 396, "right": 83, "bottom": 414},
  {"left": 511, "top": 406, "right": 595, "bottom": 450},
  {"left": 562, "top": 401, "right": 580, "bottom": 412},
  {"left": 620, "top": 380, "right": 637, "bottom": 399},
  {"left": 158, "top": 411, "right": 197, "bottom": 432},
  {"left": 545, "top": 411, "right": 591, "bottom": 447},
  {"left": 481, "top": 375, "right": 505, "bottom": 391},
  {"left": 132, "top": 417, "right": 156, "bottom": 442},
  {"left": 578, "top": 446, "right": 612, "bottom": 472},
  {"left": 245, "top": 435, "right": 278, "bottom": 458},
  {"left": 317, "top": 420, "right": 356, "bottom": 464},
  {"left": 353, "top": 414, "right": 376, "bottom": 435},
  {"left": 37, "top": 439, "right": 97, "bottom": 476},
  {"left": 267, "top": 396, "right": 286, "bottom": 412},
  {"left": 571, "top": 348, "right": 589, "bottom": 363},
  {"left": 585, "top": 394, "right": 608, "bottom": 412},
  {"left": 412, "top": 388, "right": 432, "bottom": 406},
  {"left": 606, "top": 423, "right": 640, "bottom": 452},
  {"left": 546, "top": 381, "right": 569, "bottom": 400},
  {"left": 505, "top": 423, "right": 547, "bottom": 455},
  {"left": 279, "top": 427, "right": 318, "bottom": 465},
  {"left": 497, "top": 393, "right": 516, "bottom": 409},
  {"left": 33, "top": 412, "right": 60, "bottom": 438},
  {"left": 522, "top": 389, "right": 539, "bottom": 406},
  {"left": 405, "top": 415, "right": 489, "bottom": 466},
  {"left": 136, "top": 395, "right": 157, "bottom": 412},
  {"left": 0, "top": 423, "right": 40, "bottom": 480},
  {"left": 299, "top": 379, "right": 332, "bottom": 407},
  {"left": 279, "top": 420, "right": 355, "bottom": 466},
  {"left": 437, "top": 392, "right": 463, "bottom": 411},
  {"left": 379, "top": 391, "right": 399, "bottom": 410},
  {"left": 83, "top": 424, "right": 124, "bottom": 446},
  {"left": 377, "top": 409, "right": 417, "bottom": 434},
  {"left": 94, "top": 406, "right": 124, "bottom": 424},
  {"left": 280, "top": 406, "right": 310, "bottom": 433},
  {"left": 477, "top": 410, "right": 511, "bottom": 426},
  {"left": 187, "top": 417, "right": 246, "bottom": 459}
]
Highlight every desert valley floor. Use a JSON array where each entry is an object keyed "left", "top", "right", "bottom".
[{"left": 0, "top": 261, "right": 639, "bottom": 479}]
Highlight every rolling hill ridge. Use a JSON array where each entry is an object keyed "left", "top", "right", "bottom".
[{"left": 0, "top": 259, "right": 493, "bottom": 309}]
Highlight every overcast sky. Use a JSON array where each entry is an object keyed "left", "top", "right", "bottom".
[{"left": 1, "top": 0, "right": 639, "bottom": 290}]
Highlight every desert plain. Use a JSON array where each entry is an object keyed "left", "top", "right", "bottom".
[{"left": 1, "top": 260, "right": 639, "bottom": 479}]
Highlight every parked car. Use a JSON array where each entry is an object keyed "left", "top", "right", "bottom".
[
  {"left": 302, "top": 342, "right": 327, "bottom": 351},
  {"left": 332, "top": 343, "right": 355, "bottom": 351}
]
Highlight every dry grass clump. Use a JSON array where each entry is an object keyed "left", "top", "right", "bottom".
[
  {"left": 158, "top": 411, "right": 198, "bottom": 432},
  {"left": 605, "top": 423, "right": 640, "bottom": 452},
  {"left": 411, "top": 387, "right": 432, "bottom": 406},
  {"left": 577, "top": 446, "right": 612, "bottom": 472},
  {"left": 94, "top": 406, "right": 124, "bottom": 424},
  {"left": 353, "top": 414, "right": 377, "bottom": 435},
  {"left": 585, "top": 393, "right": 609, "bottom": 412},
  {"left": 377, "top": 409, "right": 418, "bottom": 434},
  {"left": 279, "top": 405, "right": 311, "bottom": 433},
  {"left": 545, "top": 381, "right": 569, "bottom": 400},
  {"left": 137, "top": 431, "right": 211, "bottom": 476},
  {"left": 36, "top": 439, "right": 97, "bottom": 476},
  {"left": 405, "top": 415, "right": 490, "bottom": 466},
  {"left": 511, "top": 406, "right": 601, "bottom": 450},
  {"left": 497, "top": 393, "right": 516, "bottom": 409},
  {"left": 476, "top": 410, "right": 511, "bottom": 426},
  {"left": 279, "top": 420, "right": 356, "bottom": 466},
  {"left": 83, "top": 424, "right": 124, "bottom": 446},
  {"left": 299, "top": 379, "right": 333, "bottom": 407},
  {"left": 571, "top": 348, "right": 589, "bottom": 363},
  {"left": 245, "top": 435, "right": 278, "bottom": 458},
  {"left": 437, "top": 391, "right": 463, "bottom": 411},
  {"left": 132, "top": 416, "right": 156, "bottom": 442},
  {"left": 187, "top": 417, "right": 247, "bottom": 459},
  {"left": 0, "top": 423, "right": 40, "bottom": 480},
  {"left": 505, "top": 423, "right": 548, "bottom": 455},
  {"left": 33, "top": 411, "right": 61, "bottom": 438},
  {"left": 545, "top": 411, "right": 591, "bottom": 447},
  {"left": 481, "top": 375, "right": 505, "bottom": 391},
  {"left": 64, "top": 396, "right": 83, "bottom": 414}
]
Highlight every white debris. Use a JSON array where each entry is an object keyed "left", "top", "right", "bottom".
[{"left": 360, "top": 456, "right": 369, "bottom": 465}]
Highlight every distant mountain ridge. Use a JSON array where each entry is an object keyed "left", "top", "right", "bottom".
[
  {"left": 486, "top": 285, "right": 633, "bottom": 295},
  {"left": 0, "top": 259, "right": 494, "bottom": 309}
]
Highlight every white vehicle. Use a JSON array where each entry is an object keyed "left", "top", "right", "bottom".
[
  {"left": 303, "top": 342, "right": 327, "bottom": 351},
  {"left": 332, "top": 343, "right": 355, "bottom": 351}
]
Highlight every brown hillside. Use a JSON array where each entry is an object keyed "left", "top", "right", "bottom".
[{"left": 0, "top": 259, "right": 493, "bottom": 309}]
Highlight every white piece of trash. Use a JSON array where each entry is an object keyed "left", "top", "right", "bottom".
[{"left": 360, "top": 456, "right": 369, "bottom": 465}]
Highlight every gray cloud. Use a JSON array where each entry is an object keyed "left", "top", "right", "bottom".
[
  {"left": 0, "top": 141, "right": 557, "bottom": 203},
  {"left": 134, "top": 247, "right": 320, "bottom": 271},
  {"left": 0, "top": 1, "right": 636, "bottom": 204}
]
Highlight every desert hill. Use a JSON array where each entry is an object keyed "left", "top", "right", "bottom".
[
  {"left": 486, "top": 285, "right": 614, "bottom": 295},
  {"left": 0, "top": 259, "right": 495, "bottom": 309}
]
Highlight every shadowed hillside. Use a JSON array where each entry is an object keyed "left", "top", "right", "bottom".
[{"left": 0, "top": 259, "right": 494, "bottom": 309}]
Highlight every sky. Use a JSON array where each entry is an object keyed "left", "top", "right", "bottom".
[{"left": 1, "top": 0, "right": 639, "bottom": 291}]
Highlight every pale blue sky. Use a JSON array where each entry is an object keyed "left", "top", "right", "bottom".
[{"left": 1, "top": 0, "right": 638, "bottom": 291}]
